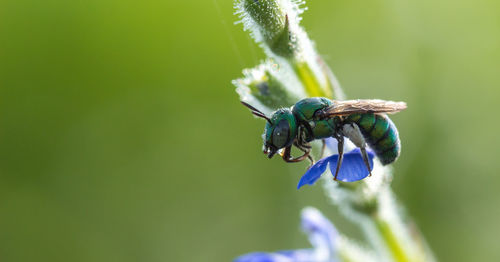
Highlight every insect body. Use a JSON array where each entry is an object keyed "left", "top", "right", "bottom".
[
  {"left": 344, "top": 113, "right": 400, "bottom": 165},
  {"left": 242, "top": 97, "right": 406, "bottom": 180}
]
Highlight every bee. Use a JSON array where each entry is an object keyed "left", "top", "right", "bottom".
[{"left": 241, "top": 97, "right": 407, "bottom": 180}]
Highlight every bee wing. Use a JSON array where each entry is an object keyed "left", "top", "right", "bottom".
[{"left": 323, "top": 99, "right": 407, "bottom": 116}]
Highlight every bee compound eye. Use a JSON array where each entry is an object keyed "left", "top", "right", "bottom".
[{"left": 272, "top": 119, "right": 290, "bottom": 148}]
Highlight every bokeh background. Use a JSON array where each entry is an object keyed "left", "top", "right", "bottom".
[{"left": 1, "top": 0, "right": 500, "bottom": 261}]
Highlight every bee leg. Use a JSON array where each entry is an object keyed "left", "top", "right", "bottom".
[
  {"left": 281, "top": 145, "right": 310, "bottom": 163},
  {"left": 280, "top": 146, "right": 293, "bottom": 161},
  {"left": 293, "top": 141, "right": 315, "bottom": 167},
  {"left": 299, "top": 143, "right": 312, "bottom": 149},
  {"left": 333, "top": 136, "right": 344, "bottom": 181},
  {"left": 360, "top": 147, "right": 372, "bottom": 176},
  {"left": 342, "top": 123, "right": 372, "bottom": 176},
  {"left": 300, "top": 145, "right": 315, "bottom": 167}
]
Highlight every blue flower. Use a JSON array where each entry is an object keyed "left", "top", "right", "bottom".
[
  {"left": 234, "top": 207, "right": 338, "bottom": 262},
  {"left": 297, "top": 141, "right": 375, "bottom": 188}
]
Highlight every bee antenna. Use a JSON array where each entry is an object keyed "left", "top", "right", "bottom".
[
  {"left": 241, "top": 101, "right": 265, "bottom": 115},
  {"left": 241, "top": 101, "right": 272, "bottom": 124},
  {"left": 251, "top": 111, "right": 272, "bottom": 124}
]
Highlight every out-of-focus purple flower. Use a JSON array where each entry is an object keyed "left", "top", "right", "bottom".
[
  {"left": 234, "top": 250, "right": 314, "bottom": 262},
  {"left": 297, "top": 140, "right": 375, "bottom": 188},
  {"left": 234, "top": 207, "right": 338, "bottom": 262}
]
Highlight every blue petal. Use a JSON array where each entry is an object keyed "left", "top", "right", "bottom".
[
  {"left": 234, "top": 252, "right": 292, "bottom": 262},
  {"left": 328, "top": 148, "right": 375, "bottom": 182},
  {"left": 324, "top": 137, "right": 338, "bottom": 152},
  {"left": 301, "top": 207, "right": 338, "bottom": 256},
  {"left": 297, "top": 156, "right": 333, "bottom": 189},
  {"left": 234, "top": 208, "right": 339, "bottom": 262},
  {"left": 277, "top": 249, "right": 318, "bottom": 261},
  {"left": 234, "top": 250, "right": 315, "bottom": 262}
]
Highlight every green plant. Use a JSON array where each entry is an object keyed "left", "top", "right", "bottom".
[{"left": 233, "top": 1, "right": 435, "bottom": 261}]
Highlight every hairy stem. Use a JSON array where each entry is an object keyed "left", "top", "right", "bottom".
[
  {"left": 376, "top": 218, "right": 408, "bottom": 261},
  {"left": 293, "top": 61, "right": 332, "bottom": 98},
  {"left": 234, "top": 1, "right": 435, "bottom": 261}
]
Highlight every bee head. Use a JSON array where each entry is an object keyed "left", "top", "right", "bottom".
[
  {"left": 262, "top": 108, "right": 297, "bottom": 158},
  {"left": 240, "top": 101, "right": 297, "bottom": 159}
]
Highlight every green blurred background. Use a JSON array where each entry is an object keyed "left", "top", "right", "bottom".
[{"left": 1, "top": 0, "right": 499, "bottom": 261}]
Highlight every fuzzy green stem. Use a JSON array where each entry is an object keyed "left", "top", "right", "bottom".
[
  {"left": 293, "top": 61, "right": 333, "bottom": 98},
  {"left": 293, "top": 30, "right": 422, "bottom": 261},
  {"left": 246, "top": 69, "right": 298, "bottom": 108},
  {"left": 373, "top": 216, "right": 412, "bottom": 262},
  {"left": 242, "top": 0, "right": 295, "bottom": 58},
  {"left": 323, "top": 175, "right": 434, "bottom": 262}
]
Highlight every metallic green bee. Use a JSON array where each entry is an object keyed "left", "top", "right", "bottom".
[{"left": 241, "top": 97, "right": 407, "bottom": 179}]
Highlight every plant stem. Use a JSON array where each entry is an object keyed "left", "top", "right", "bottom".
[
  {"left": 373, "top": 216, "right": 412, "bottom": 262},
  {"left": 292, "top": 61, "right": 332, "bottom": 98}
]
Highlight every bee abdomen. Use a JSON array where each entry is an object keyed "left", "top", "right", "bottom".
[{"left": 346, "top": 114, "right": 401, "bottom": 165}]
